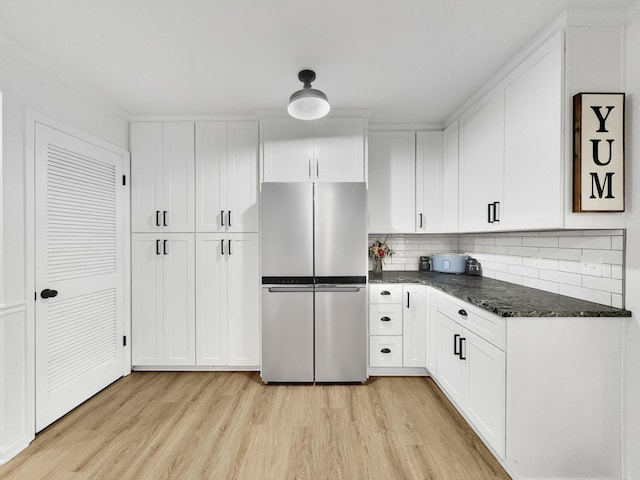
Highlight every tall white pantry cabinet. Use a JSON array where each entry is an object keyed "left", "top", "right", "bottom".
[{"left": 131, "top": 121, "right": 259, "bottom": 368}]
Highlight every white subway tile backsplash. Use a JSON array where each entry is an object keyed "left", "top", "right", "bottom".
[
  {"left": 523, "top": 236, "right": 559, "bottom": 248},
  {"left": 559, "top": 284, "right": 612, "bottom": 306},
  {"left": 582, "top": 276, "right": 623, "bottom": 294},
  {"left": 522, "top": 277, "right": 560, "bottom": 294},
  {"left": 612, "top": 264, "right": 623, "bottom": 279},
  {"left": 539, "top": 269, "right": 582, "bottom": 286},
  {"left": 372, "top": 229, "right": 625, "bottom": 308},
  {"left": 558, "top": 235, "right": 611, "bottom": 249}
]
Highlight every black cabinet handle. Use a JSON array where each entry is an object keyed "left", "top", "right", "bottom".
[
  {"left": 40, "top": 289, "right": 58, "bottom": 299},
  {"left": 454, "top": 333, "right": 460, "bottom": 356},
  {"left": 163, "top": 211, "right": 167, "bottom": 227},
  {"left": 221, "top": 210, "right": 225, "bottom": 226},
  {"left": 228, "top": 210, "right": 232, "bottom": 227},
  {"left": 220, "top": 239, "right": 224, "bottom": 255},
  {"left": 419, "top": 213, "right": 423, "bottom": 228},
  {"left": 487, "top": 203, "right": 493, "bottom": 223},
  {"left": 155, "top": 210, "right": 160, "bottom": 227},
  {"left": 380, "top": 316, "right": 391, "bottom": 322},
  {"left": 155, "top": 239, "right": 160, "bottom": 255},
  {"left": 381, "top": 348, "right": 391, "bottom": 354},
  {"left": 163, "top": 239, "right": 168, "bottom": 255},
  {"left": 493, "top": 202, "right": 500, "bottom": 222},
  {"left": 380, "top": 291, "right": 391, "bottom": 296},
  {"left": 407, "top": 292, "right": 410, "bottom": 309},
  {"left": 228, "top": 239, "right": 232, "bottom": 255},
  {"left": 458, "top": 309, "right": 468, "bottom": 317},
  {"left": 460, "top": 337, "right": 467, "bottom": 360}
]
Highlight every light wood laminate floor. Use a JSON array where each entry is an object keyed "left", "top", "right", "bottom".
[{"left": 0, "top": 372, "right": 510, "bottom": 480}]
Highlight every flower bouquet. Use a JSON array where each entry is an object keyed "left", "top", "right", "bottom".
[{"left": 369, "top": 238, "right": 394, "bottom": 273}]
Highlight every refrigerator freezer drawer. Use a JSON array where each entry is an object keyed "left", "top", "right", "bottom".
[
  {"left": 261, "top": 287, "right": 314, "bottom": 382},
  {"left": 315, "top": 286, "right": 367, "bottom": 382},
  {"left": 369, "top": 336, "right": 403, "bottom": 367}
]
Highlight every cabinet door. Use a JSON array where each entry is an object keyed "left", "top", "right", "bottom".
[
  {"left": 163, "top": 123, "right": 195, "bottom": 232},
  {"left": 443, "top": 121, "right": 460, "bottom": 232},
  {"left": 503, "top": 32, "right": 563, "bottom": 230},
  {"left": 261, "top": 118, "right": 314, "bottom": 182},
  {"left": 425, "top": 288, "right": 438, "bottom": 376},
  {"left": 458, "top": 93, "right": 504, "bottom": 232},
  {"left": 416, "top": 131, "right": 444, "bottom": 233},
  {"left": 195, "top": 233, "right": 228, "bottom": 365},
  {"left": 436, "top": 312, "right": 464, "bottom": 402},
  {"left": 313, "top": 117, "right": 365, "bottom": 182},
  {"left": 462, "top": 329, "right": 506, "bottom": 457},
  {"left": 226, "top": 122, "right": 259, "bottom": 232},
  {"left": 195, "top": 122, "right": 226, "bottom": 232},
  {"left": 402, "top": 285, "right": 427, "bottom": 367},
  {"left": 131, "top": 123, "right": 163, "bottom": 232},
  {"left": 368, "top": 131, "right": 416, "bottom": 233},
  {"left": 162, "top": 234, "right": 195, "bottom": 365},
  {"left": 227, "top": 233, "right": 260, "bottom": 366},
  {"left": 131, "top": 234, "right": 164, "bottom": 365}
]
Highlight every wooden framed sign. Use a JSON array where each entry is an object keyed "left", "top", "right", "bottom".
[{"left": 573, "top": 93, "right": 625, "bottom": 212}]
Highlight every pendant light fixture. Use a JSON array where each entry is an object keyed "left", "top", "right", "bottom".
[{"left": 287, "top": 69, "right": 330, "bottom": 120}]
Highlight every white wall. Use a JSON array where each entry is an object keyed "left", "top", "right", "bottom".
[
  {"left": 0, "top": 35, "right": 129, "bottom": 463},
  {"left": 624, "top": 5, "right": 640, "bottom": 479}
]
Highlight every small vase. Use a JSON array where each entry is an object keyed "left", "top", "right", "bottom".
[{"left": 372, "top": 257, "right": 383, "bottom": 274}]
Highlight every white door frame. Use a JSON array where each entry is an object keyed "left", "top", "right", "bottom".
[{"left": 24, "top": 109, "right": 131, "bottom": 438}]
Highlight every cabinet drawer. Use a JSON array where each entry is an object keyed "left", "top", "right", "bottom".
[
  {"left": 437, "top": 293, "right": 505, "bottom": 350},
  {"left": 369, "top": 284, "right": 402, "bottom": 304},
  {"left": 369, "top": 336, "right": 403, "bottom": 367},
  {"left": 369, "top": 305, "right": 402, "bottom": 335}
]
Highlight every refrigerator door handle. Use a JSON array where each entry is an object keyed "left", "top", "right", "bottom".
[
  {"left": 315, "top": 286, "right": 362, "bottom": 293},
  {"left": 266, "top": 287, "right": 315, "bottom": 293}
]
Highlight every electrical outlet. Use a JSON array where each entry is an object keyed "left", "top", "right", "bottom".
[{"left": 580, "top": 260, "right": 602, "bottom": 276}]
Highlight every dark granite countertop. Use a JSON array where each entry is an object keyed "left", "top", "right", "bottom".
[{"left": 369, "top": 270, "right": 632, "bottom": 318}]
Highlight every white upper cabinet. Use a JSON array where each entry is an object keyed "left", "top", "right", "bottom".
[
  {"left": 416, "top": 131, "right": 445, "bottom": 233},
  {"left": 368, "top": 131, "right": 416, "bottom": 233},
  {"left": 131, "top": 122, "right": 195, "bottom": 233},
  {"left": 502, "top": 32, "right": 563, "bottom": 230},
  {"left": 196, "top": 121, "right": 258, "bottom": 233},
  {"left": 313, "top": 117, "right": 365, "bottom": 182},
  {"left": 458, "top": 93, "right": 505, "bottom": 232},
  {"left": 261, "top": 116, "right": 365, "bottom": 182}
]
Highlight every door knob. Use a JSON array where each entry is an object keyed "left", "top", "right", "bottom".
[{"left": 40, "top": 289, "right": 58, "bottom": 299}]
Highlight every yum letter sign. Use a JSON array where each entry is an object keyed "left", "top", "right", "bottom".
[{"left": 573, "top": 93, "right": 625, "bottom": 212}]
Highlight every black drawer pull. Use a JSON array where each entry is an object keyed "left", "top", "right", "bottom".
[
  {"left": 460, "top": 337, "right": 467, "bottom": 360},
  {"left": 380, "top": 291, "right": 391, "bottom": 296},
  {"left": 155, "top": 210, "right": 160, "bottom": 227},
  {"left": 458, "top": 309, "right": 468, "bottom": 316},
  {"left": 454, "top": 333, "right": 460, "bottom": 356},
  {"left": 381, "top": 348, "right": 391, "bottom": 354},
  {"left": 380, "top": 316, "right": 391, "bottom": 322},
  {"left": 221, "top": 210, "right": 225, "bottom": 226}
]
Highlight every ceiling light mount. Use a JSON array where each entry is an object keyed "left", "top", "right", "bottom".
[{"left": 287, "top": 69, "right": 330, "bottom": 121}]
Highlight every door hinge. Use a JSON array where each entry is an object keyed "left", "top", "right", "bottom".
[
  {"left": 122, "top": 175, "right": 126, "bottom": 186},
  {"left": 123, "top": 335, "right": 127, "bottom": 347}
]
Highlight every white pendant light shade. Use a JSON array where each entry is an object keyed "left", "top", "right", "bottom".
[{"left": 287, "top": 70, "right": 330, "bottom": 120}]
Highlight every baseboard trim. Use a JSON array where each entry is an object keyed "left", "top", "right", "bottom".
[{"left": 0, "top": 436, "right": 31, "bottom": 466}]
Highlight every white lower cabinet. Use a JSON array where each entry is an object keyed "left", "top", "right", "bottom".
[
  {"left": 132, "top": 233, "right": 195, "bottom": 366},
  {"left": 196, "top": 233, "right": 259, "bottom": 366},
  {"left": 433, "top": 291, "right": 622, "bottom": 479},
  {"left": 368, "top": 284, "right": 426, "bottom": 371},
  {"left": 369, "top": 336, "right": 403, "bottom": 367},
  {"left": 436, "top": 294, "right": 506, "bottom": 457}
]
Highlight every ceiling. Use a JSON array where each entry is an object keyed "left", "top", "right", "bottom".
[{"left": 0, "top": 0, "right": 633, "bottom": 123}]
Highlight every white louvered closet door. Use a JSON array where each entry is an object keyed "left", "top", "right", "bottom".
[{"left": 35, "top": 123, "right": 125, "bottom": 432}]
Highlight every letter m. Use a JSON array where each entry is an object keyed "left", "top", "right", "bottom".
[{"left": 590, "top": 172, "right": 615, "bottom": 199}]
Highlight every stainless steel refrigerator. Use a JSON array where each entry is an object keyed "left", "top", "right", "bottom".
[{"left": 261, "top": 182, "right": 367, "bottom": 383}]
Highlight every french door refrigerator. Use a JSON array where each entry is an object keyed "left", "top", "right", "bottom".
[{"left": 261, "top": 182, "right": 367, "bottom": 383}]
